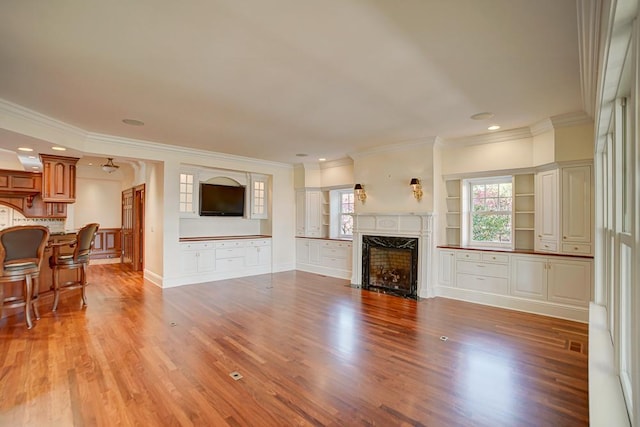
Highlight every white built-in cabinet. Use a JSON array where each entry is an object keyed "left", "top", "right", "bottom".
[
  {"left": 296, "top": 238, "right": 352, "bottom": 279},
  {"left": 296, "top": 190, "right": 325, "bottom": 237},
  {"left": 535, "top": 163, "right": 593, "bottom": 256},
  {"left": 436, "top": 248, "right": 593, "bottom": 321},
  {"left": 178, "top": 238, "right": 271, "bottom": 284}
]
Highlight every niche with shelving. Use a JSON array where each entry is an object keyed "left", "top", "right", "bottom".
[
  {"left": 513, "top": 173, "right": 535, "bottom": 250},
  {"left": 444, "top": 179, "right": 461, "bottom": 245}
]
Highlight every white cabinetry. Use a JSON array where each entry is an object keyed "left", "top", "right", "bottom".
[
  {"left": 296, "top": 238, "right": 352, "bottom": 279},
  {"left": 535, "top": 163, "right": 593, "bottom": 256},
  {"left": 561, "top": 165, "right": 592, "bottom": 254},
  {"left": 455, "top": 251, "right": 509, "bottom": 295},
  {"left": 295, "top": 190, "right": 325, "bottom": 237},
  {"left": 178, "top": 238, "right": 271, "bottom": 285},
  {"left": 249, "top": 174, "right": 269, "bottom": 219},
  {"left": 436, "top": 248, "right": 593, "bottom": 321},
  {"left": 180, "top": 242, "right": 216, "bottom": 274},
  {"left": 438, "top": 250, "right": 456, "bottom": 286},
  {"left": 535, "top": 168, "right": 559, "bottom": 253}
]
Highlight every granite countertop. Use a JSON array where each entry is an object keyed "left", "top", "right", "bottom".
[
  {"left": 179, "top": 235, "right": 271, "bottom": 242},
  {"left": 295, "top": 236, "right": 353, "bottom": 242},
  {"left": 437, "top": 244, "right": 594, "bottom": 259}
]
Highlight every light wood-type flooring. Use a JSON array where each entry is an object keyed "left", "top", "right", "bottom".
[{"left": 0, "top": 264, "right": 589, "bottom": 426}]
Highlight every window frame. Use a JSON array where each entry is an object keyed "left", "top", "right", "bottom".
[
  {"left": 462, "top": 175, "right": 514, "bottom": 249},
  {"left": 337, "top": 188, "right": 354, "bottom": 239}
]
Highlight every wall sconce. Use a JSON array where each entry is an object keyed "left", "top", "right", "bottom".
[
  {"left": 410, "top": 178, "right": 423, "bottom": 201},
  {"left": 354, "top": 183, "right": 367, "bottom": 203}
]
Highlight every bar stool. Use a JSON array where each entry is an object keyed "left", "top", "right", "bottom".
[
  {"left": 49, "top": 223, "right": 99, "bottom": 311},
  {"left": 0, "top": 225, "right": 50, "bottom": 329}
]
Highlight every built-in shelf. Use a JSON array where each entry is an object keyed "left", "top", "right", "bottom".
[{"left": 513, "top": 174, "right": 535, "bottom": 250}]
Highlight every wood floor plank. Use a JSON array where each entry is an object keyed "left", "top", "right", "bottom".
[{"left": 0, "top": 265, "right": 589, "bottom": 426}]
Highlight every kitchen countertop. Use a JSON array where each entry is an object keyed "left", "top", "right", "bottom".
[
  {"left": 179, "top": 235, "right": 271, "bottom": 242},
  {"left": 437, "top": 244, "right": 594, "bottom": 259}
]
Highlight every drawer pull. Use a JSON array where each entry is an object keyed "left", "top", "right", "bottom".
[
  {"left": 476, "top": 277, "right": 485, "bottom": 281},
  {"left": 574, "top": 247, "right": 579, "bottom": 250},
  {"left": 492, "top": 256, "right": 496, "bottom": 260},
  {"left": 476, "top": 264, "right": 485, "bottom": 268}
]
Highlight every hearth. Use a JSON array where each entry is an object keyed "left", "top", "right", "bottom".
[{"left": 362, "top": 235, "right": 418, "bottom": 299}]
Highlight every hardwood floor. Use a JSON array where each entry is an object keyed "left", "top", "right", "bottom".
[{"left": 0, "top": 264, "right": 589, "bottom": 426}]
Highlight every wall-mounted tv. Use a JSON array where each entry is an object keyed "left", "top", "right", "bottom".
[{"left": 199, "top": 183, "right": 245, "bottom": 217}]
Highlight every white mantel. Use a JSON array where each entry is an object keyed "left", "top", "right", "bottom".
[{"left": 351, "top": 212, "right": 434, "bottom": 298}]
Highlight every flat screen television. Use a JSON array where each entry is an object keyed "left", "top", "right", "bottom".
[{"left": 199, "top": 183, "right": 245, "bottom": 217}]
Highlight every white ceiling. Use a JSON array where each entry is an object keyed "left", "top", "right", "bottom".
[{"left": 0, "top": 0, "right": 584, "bottom": 165}]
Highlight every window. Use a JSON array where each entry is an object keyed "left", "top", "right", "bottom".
[
  {"left": 464, "top": 176, "right": 513, "bottom": 248},
  {"left": 179, "top": 173, "right": 194, "bottom": 213},
  {"left": 253, "top": 180, "right": 265, "bottom": 216},
  {"left": 339, "top": 190, "right": 354, "bottom": 237}
]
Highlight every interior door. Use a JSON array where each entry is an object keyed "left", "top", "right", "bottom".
[
  {"left": 133, "top": 184, "right": 145, "bottom": 271},
  {"left": 121, "top": 188, "right": 134, "bottom": 266}
]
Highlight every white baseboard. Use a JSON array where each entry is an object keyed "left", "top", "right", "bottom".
[
  {"left": 296, "top": 262, "right": 351, "bottom": 280},
  {"left": 434, "top": 285, "right": 589, "bottom": 322},
  {"left": 144, "top": 269, "right": 163, "bottom": 288}
]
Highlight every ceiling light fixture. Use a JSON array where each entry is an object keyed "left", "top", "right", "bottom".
[
  {"left": 51, "top": 146, "right": 67, "bottom": 151},
  {"left": 295, "top": 153, "right": 308, "bottom": 157},
  {"left": 18, "top": 147, "right": 33, "bottom": 152},
  {"left": 470, "top": 112, "right": 494, "bottom": 120},
  {"left": 122, "top": 118, "right": 145, "bottom": 126},
  {"left": 488, "top": 125, "right": 501, "bottom": 131},
  {"left": 101, "top": 158, "right": 120, "bottom": 173},
  {"left": 318, "top": 158, "right": 326, "bottom": 162}
]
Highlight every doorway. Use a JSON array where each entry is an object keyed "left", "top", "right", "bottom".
[{"left": 121, "top": 184, "right": 145, "bottom": 271}]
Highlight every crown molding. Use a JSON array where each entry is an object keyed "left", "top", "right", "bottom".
[
  {"left": 443, "top": 127, "right": 532, "bottom": 148},
  {"left": 348, "top": 137, "right": 436, "bottom": 160},
  {"left": 530, "top": 118, "right": 554, "bottom": 136},
  {"left": 549, "top": 111, "right": 593, "bottom": 128},
  {"left": 577, "top": 0, "right": 603, "bottom": 119},
  {"left": 320, "top": 157, "right": 353, "bottom": 169},
  {"left": 0, "top": 98, "right": 291, "bottom": 170}
]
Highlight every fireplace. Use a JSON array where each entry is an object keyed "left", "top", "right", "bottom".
[
  {"left": 350, "top": 213, "right": 433, "bottom": 299},
  {"left": 362, "top": 235, "right": 418, "bottom": 298}
]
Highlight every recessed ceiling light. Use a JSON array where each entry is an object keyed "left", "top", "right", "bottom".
[
  {"left": 318, "top": 158, "right": 326, "bottom": 162},
  {"left": 18, "top": 147, "right": 33, "bottom": 152},
  {"left": 122, "top": 118, "right": 145, "bottom": 126},
  {"left": 88, "top": 162, "right": 93, "bottom": 166},
  {"left": 28, "top": 155, "right": 36, "bottom": 159},
  {"left": 488, "top": 125, "right": 501, "bottom": 131},
  {"left": 51, "top": 146, "right": 66, "bottom": 151},
  {"left": 471, "top": 112, "right": 494, "bottom": 120},
  {"left": 32, "top": 166, "right": 39, "bottom": 170},
  {"left": 295, "top": 153, "right": 308, "bottom": 157}
]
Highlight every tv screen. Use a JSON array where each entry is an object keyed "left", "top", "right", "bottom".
[{"left": 199, "top": 183, "right": 245, "bottom": 217}]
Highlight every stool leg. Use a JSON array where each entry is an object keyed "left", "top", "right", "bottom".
[
  {"left": 0, "top": 284, "right": 4, "bottom": 320},
  {"left": 25, "top": 275, "right": 33, "bottom": 329},
  {"left": 52, "top": 268, "right": 60, "bottom": 312},
  {"left": 81, "top": 263, "right": 88, "bottom": 307},
  {"left": 32, "top": 275, "right": 40, "bottom": 320}
]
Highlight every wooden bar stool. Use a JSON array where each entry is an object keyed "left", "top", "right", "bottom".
[
  {"left": 0, "top": 225, "right": 50, "bottom": 329},
  {"left": 49, "top": 223, "right": 99, "bottom": 311}
]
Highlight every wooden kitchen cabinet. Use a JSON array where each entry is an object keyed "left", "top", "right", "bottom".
[
  {"left": 91, "top": 228, "right": 122, "bottom": 260},
  {"left": 0, "top": 169, "right": 41, "bottom": 194},
  {"left": 40, "top": 154, "right": 79, "bottom": 203}
]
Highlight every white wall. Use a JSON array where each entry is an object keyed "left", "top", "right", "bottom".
[
  {"left": 353, "top": 141, "right": 435, "bottom": 213},
  {"left": 441, "top": 137, "right": 533, "bottom": 175}
]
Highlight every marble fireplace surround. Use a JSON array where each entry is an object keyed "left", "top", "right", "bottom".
[{"left": 350, "top": 213, "right": 434, "bottom": 299}]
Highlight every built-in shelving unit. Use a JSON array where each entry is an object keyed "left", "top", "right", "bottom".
[
  {"left": 445, "top": 179, "right": 461, "bottom": 245},
  {"left": 513, "top": 173, "right": 535, "bottom": 250},
  {"left": 321, "top": 190, "right": 330, "bottom": 236}
]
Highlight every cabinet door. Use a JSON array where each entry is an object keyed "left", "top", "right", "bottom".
[
  {"left": 40, "top": 154, "right": 78, "bottom": 202},
  {"left": 561, "top": 165, "right": 592, "bottom": 244},
  {"left": 180, "top": 250, "right": 199, "bottom": 275},
  {"left": 295, "top": 191, "right": 306, "bottom": 236},
  {"left": 438, "top": 250, "right": 456, "bottom": 286},
  {"left": 535, "top": 169, "right": 559, "bottom": 252},
  {"left": 198, "top": 249, "right": 217, "bottom": 273},
  {"left": 510, "top": 256, "right": 547, "bottom": 299},
  {"left": 309, "top": 240, "right": 321, "bottom": 264},
  {"left": 305, "top": 191, "right": 322, "bottom": 237},
  {"left": 250, "top": 174, "right": 269, "bottom": 219},
  {"left": 547, "top": 259, "right": 592, "bottom": 306},
  {"left": 296, "top": 239, "right": 310, "bottom": 264}
]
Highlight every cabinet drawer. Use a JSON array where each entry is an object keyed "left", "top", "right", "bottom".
[
  {"left": 320, "top": 247, "right": 348, "bottom": 259},
  {"left": 216, "top": 257, "right": 244, "bottom": 271},
  {"left": 216, "top": 247, "right": 245, "bottom": 259},
  {"left": 247, "top": 239, "right": 271, "bottom": 247},
  {"left": 482, "top": 253, "right": 509, "bottom": 263},
  {"left": 561, "top": 243, "right": 591, "bottom": 255},
  {"left": 457, "top": 260, "right": 509, "bottom": 278},
  {"left": 322, "top": 256, "right": 349, "bottom": 270},
  {"left": 457, "top": 273, "right": 508, "bottom": 294},
  {"left": 216, "top": 241, "right": 244, "bottom": 248},
  {"left": 456, "top": 251, "right": 481, "bottom": 261},
  {"left": 181, "top": 242, "right": 214, "bottom": 251},
  {"left": 538, "top": 240, "right": 557, "bottom": 252}
]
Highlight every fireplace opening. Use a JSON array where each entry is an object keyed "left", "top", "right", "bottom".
[{"left": 362, "top": 235, "right": 419, "bottom": 299}]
